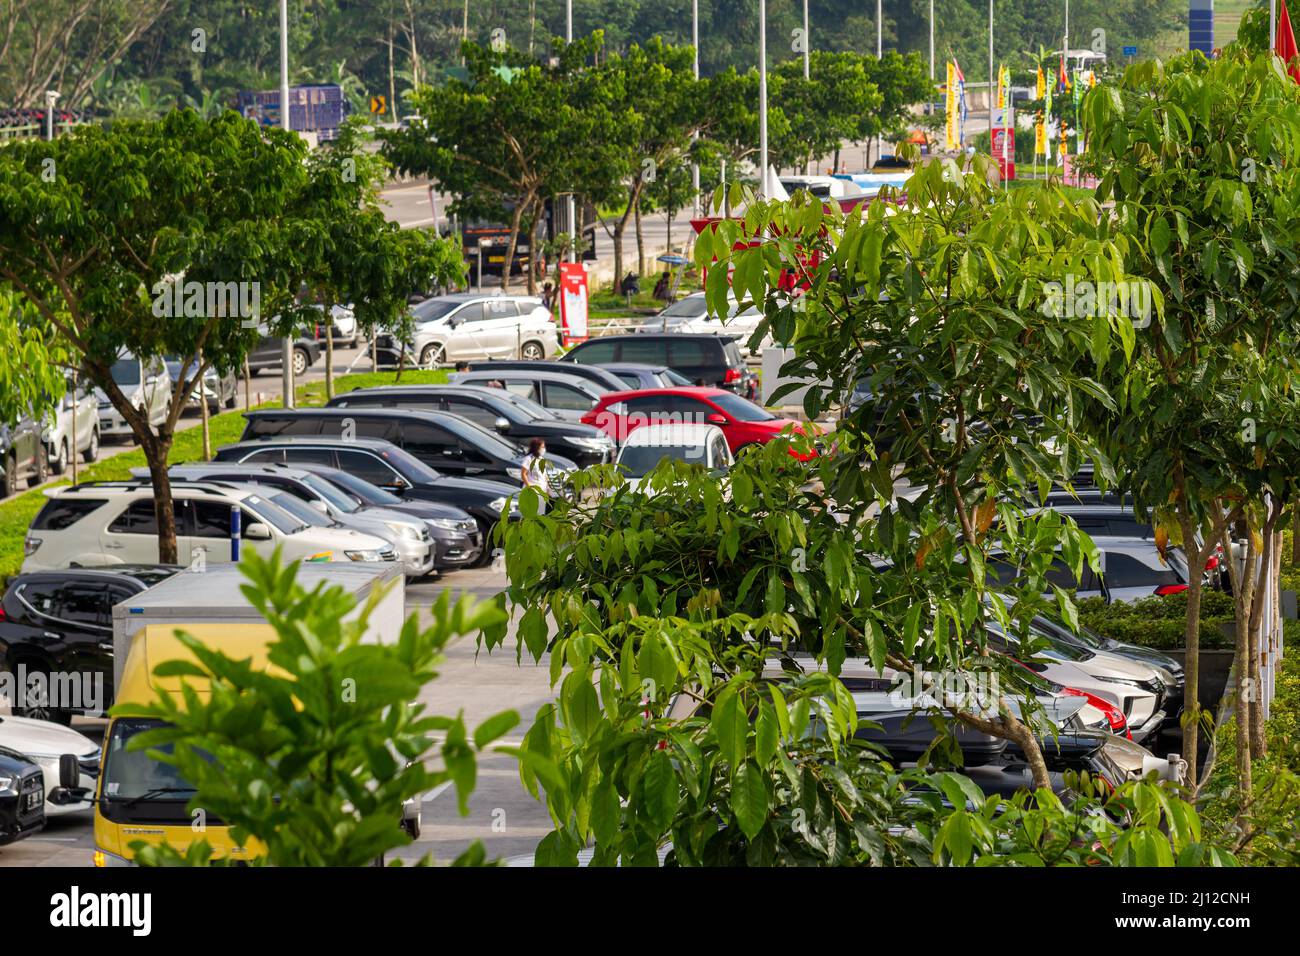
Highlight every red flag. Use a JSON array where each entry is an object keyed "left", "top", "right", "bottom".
[{"left": 1277, "top": 0, "right": 1300, "bottom": 83}]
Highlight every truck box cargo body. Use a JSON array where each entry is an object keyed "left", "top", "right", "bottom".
[
  {"left": 110, "top": 562, "right": 405, "bottom": 694},
  {"left": 236, "top": 85, "right": 349, "bottom": 141}
]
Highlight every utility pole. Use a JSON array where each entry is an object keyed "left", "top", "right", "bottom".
[
  {"left": 566, "top": 2, "right": 577, "bottom": 262},
  {"left": 803, "top": 0, "right": 810, "bottom": 79},
  {"left": 759, "top": 0, "right": 769, "bottom": 199},
  {"left": 692, "top": 0, "right": 701, "bottom": 217},
  {"left": 929, "top": 1, "right": 935, "bottom": 115},
  {"left": 279, "top": 0, "right": 294, "bottom": 408},
  {"left": 988, "top": 0, "right": 995, "bottom": 168}
]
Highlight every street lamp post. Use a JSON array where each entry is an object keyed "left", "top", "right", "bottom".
[
  {"left": 279, "top": 0, "right": 294, "bottom": 408},
  {"left": 803, "top": 0, "right": 810, "bottom": 79},
  {"left": 988, "top": 0, "right": 994, "bottom": 169},
  {"left": 692, "top": 0, "right": 701, "bottom": 218},
  {"left": 759, "top": 0, "right": 769, "bottom": 199},
  {"left": 566, "top": 2, "right": 577, "bottom": 263},
  {"left": 44, "top": 90, "right": 60, "bottom": 140}
]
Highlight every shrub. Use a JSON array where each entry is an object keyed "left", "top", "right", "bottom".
[{"left": 1076, "top": 592, "right": 1235, "bottom": 651}]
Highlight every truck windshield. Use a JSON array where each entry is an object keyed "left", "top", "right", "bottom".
[{"left": 102, "top": 717, "right": 204, "bottom": 803}]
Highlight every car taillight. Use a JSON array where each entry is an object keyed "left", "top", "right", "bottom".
[
  {"left": 1154, "top": 584, "right": 1189, "bottom": 596},
  {"left": 0, "top": 604, "right": 6, "bottom": 622},
  {"left": 1063, "top": 687, "right": 1132, "bottom": 740},
  {"left": 723, "top": 368, "right": 742, "bottom": 383}
]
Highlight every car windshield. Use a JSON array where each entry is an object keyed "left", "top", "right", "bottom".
[
  {"left": 619, "top": 444, "right": 707, "bottom": 478},
  {"left": 268, "top": 490, "right": 334, "bottom": 528},
  {"left": 379, "top": 444, "right": 444, "bottom": 482},
  {"left": 102, "top": 717, "right": 207, "bottom": 802},
  {"left": 243, "top": 493, "right": 307, "bottom": 534},
  {"left": 413, "top": 299, "right": 462, "bottom": 323},
  {"left": 449, "top": 417, "right": 526, "bottom": 458},
  {"left": 311, "top": 469, "right": 401, "bottom": 506},
  {"left": 708, "top": 392, "right": 776, "bottom": 422},
  {"left": 110, "top": 358, "right": 141, "bottom": 386},
  {"left": 299, "top": 473, "right": 360, "bottom": 513},
  {"left": 661, "top": 368, "right": 693, "bottom": 386},
  {"left": 658, "top": 297, "right": 709, "bottom": 318},
  {"left": 494, "top": 390, "right": 553, "bottom": 420}
]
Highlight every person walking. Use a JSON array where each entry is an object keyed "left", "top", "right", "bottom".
[{"left": 520, "top": 436, "right": 552, "bottom": 498}]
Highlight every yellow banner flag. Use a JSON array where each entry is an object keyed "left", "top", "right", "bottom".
[
  {"left": 1036, "top": 65, "right": 1045, "bottom": 99},
  {"left": 945, "top": 61, "right": 960, "bottom": 150}
]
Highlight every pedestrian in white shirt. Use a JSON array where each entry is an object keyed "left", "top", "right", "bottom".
[{"left": 521, "top": 437, "right": 551, "bottom": 499}]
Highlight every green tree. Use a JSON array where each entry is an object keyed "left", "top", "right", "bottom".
[
  {"left": 0, "top": 110, "right": 458, "bottom": 562},
  {"left": 120, "top": 548, "right": 517, "bottom": 866}
]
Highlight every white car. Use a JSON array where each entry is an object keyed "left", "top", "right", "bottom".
[
  {"left": 311, "top": 303, "right": 359, "bottom": 348},
  {"left": 22, "top": 481, "right": 398, "bottom": 572},
  {"left": 777, "top": 175, "right": 868, "bottom": 200},
  {"left": 641, "top": 291, "right": 773, "bottom": 353},
  {"left": 0, "top": 713, "right": 99, "bottom": 816},
  {"left": 96, "top": 353, "right": 172, "bottom": 440},
  {"left": 616, "top": 423, "right": 733, "bottom": 491},
  {"left": 42, "top": 381, "right": 100, "bottom": 474},
  {"left": 376, "top": 293, "right": 560, "bottom": 367}
]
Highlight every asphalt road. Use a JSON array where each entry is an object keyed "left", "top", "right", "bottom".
[{"left": 0, "top": 563, "right": 558, "bottom": 867}]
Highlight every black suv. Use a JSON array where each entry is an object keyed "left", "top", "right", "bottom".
[
  {"left": 238, "top": 407, "right": 578, "bottom": 483},
  {"left": 1, "top": 417, "right": 48, "bottom": 498},
  {"left": 560, "top": 334, "right": 757, "bottom": 398},
  {"left": 0, "top": 746, "right": 44, "bottom": 845},
  {"left": 326, "top": 385, "right": 616, "bottom": 467},
  {"left": 0, "top": 565, "right": 179, "bottom": 722}
]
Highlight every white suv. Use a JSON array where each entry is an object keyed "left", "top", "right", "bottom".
[
  {"left": 375, "top": 293, "right": 560, "bottom": 367},
  {"left": 22, "top": 482, "right": 397, "bottom": 572}
]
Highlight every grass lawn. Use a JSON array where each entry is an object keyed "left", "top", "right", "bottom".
[{"left": 0, "top": 368, "right": 450, "bottom": 583}]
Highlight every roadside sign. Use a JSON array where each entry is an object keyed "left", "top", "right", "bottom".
[
  {"left": 1123, "top": 45, "right": 1137, "bottom": 57},
  {"left": 369, "top": 95, "right": 386, "bottom": 115},
  {"left": 559, "top": 262, "right": 589, "bottom": 343}
]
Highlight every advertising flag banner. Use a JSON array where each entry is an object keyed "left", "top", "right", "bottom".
[
  {"left": 558, "top": 263, "right": 589, "bottom": 343},
  {"left": 1036, "top": 65, "right": 1045, "bottom": 99},
  {"left": 945, "top": 61, "right": 959, "bottom": 150}
]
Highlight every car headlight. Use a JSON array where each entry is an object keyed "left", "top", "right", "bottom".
[
  {"left": 570, "top": 436, "right": 613, "bottom": 451},
  {"left": 429, "top": 517, "right": 467, "bottom": 531},
  {"left": 345, "top": 549, "right": 384, "bottom": 562},
  {"left": 1094, "top": 675, "right": 1143, "bottom": 689},
  {"left": 0, "top": 774, "right": 16, "bottom": 794},
  {"left": 384, "top": 522, "right": 422, "bottom": 541},
  {"left": 488, "top": 496, "right": 519, "bottom": 513}
]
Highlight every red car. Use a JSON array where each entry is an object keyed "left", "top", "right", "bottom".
[{"left": 580, "top": 386, "right": 814, "bottom": 456}]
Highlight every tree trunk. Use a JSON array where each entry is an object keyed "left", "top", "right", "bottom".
[
  {"left": 1246, "top": 511, "right": 1280, "bottom": 757},
  {"left": 1223, "top": 523, "right": 1256, "bottom": 816},
  {"left": 324, "top": 305, "right": 335, "bottom": 400},
  {"left": 1178, "top": 509, "right": 1206, "bottom": 789},
  {"left": 635, "top": 196, "right": 645, "bottom": 278},
  {"left": 611, "top": 179, "right": 644, "bottom": 289},
  {"left": 243, "top": 357, "right": 251, "bottom": 410},
  {"left": 143, "top": 439, "right": 179, "bottom": 565},
  {"left": 500, "top": 195, "right": 530, "bottom": 293},
  {"left": 199, "top": 350, "right": 211, "bottom": 461},
  {"left": 666, "top": 208, "right": 673, "bottom": 255}
]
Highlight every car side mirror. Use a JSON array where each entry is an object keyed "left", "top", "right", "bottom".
[
  {"left": 308, "top": 499, "right": 328, "bottom": 513},
  {"left": 61, "top": 395, "right": 75, "bottom": 411},
  {"left": 243, "top": 522, "right": 272, "bottom": 541},
  {"left": 493, "top": 417, "right": 511, "bottom": 433},
  {"left": 706, "top": 413, "right": 727, "bottom": 425},
  {"left": 59, "top": 754, "right": 80, "bottom": 790}
]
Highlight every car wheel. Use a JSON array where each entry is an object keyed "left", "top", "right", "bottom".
[
  {"left": 419, "top": 344, "right": 446, "bottom": 368},
  {"left": 291, "top": 347, "right": 310, "bottom": 377},
  {"left": 1, "top": 453, "right": 16, "bottom": 498},
  {"left": 50, "top": 440, "right": 68, "bottom": 476},
  {"left": 84, "top": 428, "right": 100, "bottom": 463},
  {"left": 520, "top": 340, "right": 546, "bottom": 361},
  {"left": 31, "top": 443, "right": 48, "bottom": 486},
  {"left": 14, "top": 666, "right": 72, "bottom": 725}
]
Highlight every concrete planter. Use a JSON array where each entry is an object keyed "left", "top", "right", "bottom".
[{"left": 1158, "top": 648, "right": 1237, "bottom": 712}]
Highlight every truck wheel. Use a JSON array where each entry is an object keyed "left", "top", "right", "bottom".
[
  {"left": 50, "top": 440, "right": 68, "bottom": 476},
  {"left": 83, "top": 428, "right": 100, "bottom": 463}
]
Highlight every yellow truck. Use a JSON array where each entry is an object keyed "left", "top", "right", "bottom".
[{"left": 93, "top": 562, "right": 407, "bottom": 866}]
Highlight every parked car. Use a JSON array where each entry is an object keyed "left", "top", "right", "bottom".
[
  {"left": 163, "top": 356, "right": 238, "bottom": 414},
  {"left": 310, "top": 303, "right": 359, "bottom": 348},
  {"left": 326, "top": 384, "right": 617, "bottom": 467},
  {"left": 0, "top": 565, "right": 178, "bottom": 722},
  {"left": 96, "top": 353, "right": 172, "bottom": 440},
  {"left": 616, "top": 422, "right": 733, "bottom": 490},
  {"left": 448, "top": 369, "right": 608, "bottom": 423},
  {"left": 0, "top": 746, "right": 44, "bottom": 845},
  {"left": 245, "top": 331, "right": 321, "bottom": 377},
  {"left": 213, "top": 437, "right": 520, "bottom": 555},
  {"left": 20, "top": 481, "right": 397, "bottom": 572},
  {"left": 641, "top": 291, "right": 769, "bottom": 352},
  {"left": 374, "top": 293, "right": 560, "bottom": 367},
  {"left": 238, "top": 407, "right": 577, "bottom": 486},
  {"left": 160, "top": 464, "right": 438, "bottom": 577},
  {"left": 42, "top": 381, "right": 99, "bottom": 476},
  {"left": 0, "top": 715, "right": 100, "bottom": 816},
  {"left": 289, "top": 463, "right": 483, "bottom": 570},
  {"left": 1, "top": 415, "right": 48, "bottom": 497},
  {"left": 600, "top": 363, "right": 694, "bottom": 391},
  {"left": 986, "top": 536, "right": 1193, "bottom": 605},
  {"left": 460, "top": 359, "right": 627, "bottom": 393},
  {"left": 985, "top": 617, "right": 1171, "bottom": 743},
  {"left": 582, "top": 386, "right": 812, "bottom": 456},
  {"left": 562, "top": 333, "right": 758, "bottom": 398}
]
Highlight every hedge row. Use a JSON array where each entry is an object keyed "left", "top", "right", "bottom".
[{"left": 1076, "top": 591, "right": 1236, "bottom": 651}]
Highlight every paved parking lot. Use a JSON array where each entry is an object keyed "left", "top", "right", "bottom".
[{"left": 0, "top": 564, "right": 558, "bottom": 867}]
